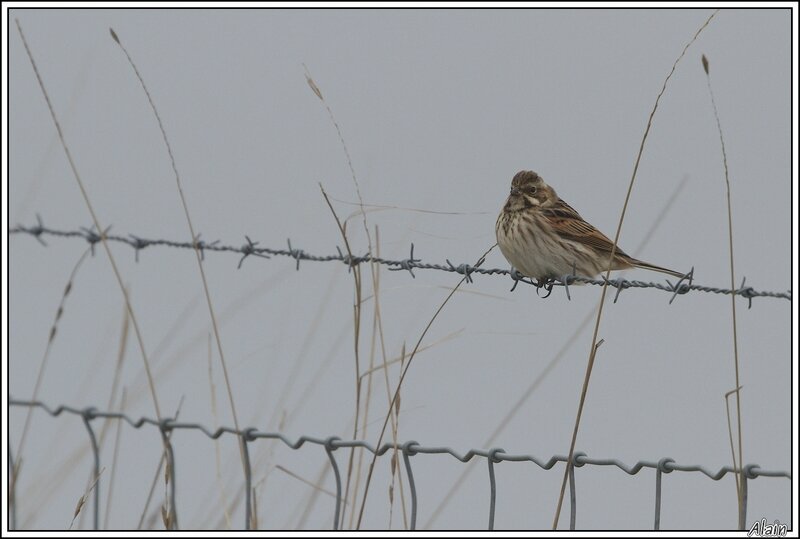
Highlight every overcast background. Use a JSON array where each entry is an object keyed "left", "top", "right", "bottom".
[{"left": 7, "top": 8, "right": 793, "bottom": 530}]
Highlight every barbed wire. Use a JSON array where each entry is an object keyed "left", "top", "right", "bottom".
[
  {"left": 8, "top": 399, "right": 791, "bottom": 531},
  {"left": 10, "top": 219, "right": 792, "bottom": 306}
]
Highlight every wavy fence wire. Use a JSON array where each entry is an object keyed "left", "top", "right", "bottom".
[{"left": 8, "top": 400, "right": 792, "bottom": 531}]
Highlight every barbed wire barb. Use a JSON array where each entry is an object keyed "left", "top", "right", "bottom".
[{"left": 387, "top": 243, "right": 419, "bottom": 278}]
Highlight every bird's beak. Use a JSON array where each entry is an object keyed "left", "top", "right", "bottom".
[{"left": 510, "top": 187, "right": 520, "bottom": 196}]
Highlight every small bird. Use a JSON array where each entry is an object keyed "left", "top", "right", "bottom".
[{"left": 496, "top": 170, "right": 683, "bottom": 282}]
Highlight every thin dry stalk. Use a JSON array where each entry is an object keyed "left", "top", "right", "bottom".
[
  {"left": 12, "top": 246, "right": 91, "bottom": 498},
  {"left": 387, "top": 343, "right": 408, "bottom": 529},
  {"left": 251, "top": 271, "right": 340, "bottom": 494},
  {"left": 349, "top": 227, "right": 380, "bottom": 527},
  {"left": 275, "top": 465, "right": 342, "bottom": 500},
  {"left": 15, "top": 18, "right": 164, "bottom": 423},
  {"left": 319, "top": 185, "right": 365, "bottom": 528},
  {"left": 207, "top": 334, "right": 233, "bottom": 529},
  {"left": 304, "top": 65, "right": 371, "bottom": 244},
  {"left": 250, "top": 488, "right": 259, "bottom": 530},
  {"left": 69, "top": 467, "right": 105, "bottom": 530},
  {"left": 725, "top": 386, "right": 744, "bottom": 496},
  {"left": 358, "top": 330, "right": 463, "bottom": 381},
  {"left": 109, "top": 28, "right": 247, "bottom": 478},
  {"left": 305, "top": 67, "right": 378, "bottom": 528},
  {"left": 346, "top": 226, "right": 410, "bottom": 529},
  {"left": 702, "top": 53, "right": 745, "bottom": 527},
  {"left": 327, "top": 194, "right": 491, "bottom": 216},
  {"left": 345, "top": 271, "right": 377, "bottom": 528},
  {"left": 136, "top": 398, "right": 184, "bottom": 530},
  {"left": 297, "top": 328, "right": 454, "bottom": 527},
  {"left": 16, "top": 20, "right": 174, "bottom": 524},
  {"left": 103, "top": 388, "right": 127, "bottom": 529},
  {"left": 80, "top": 291, "right": 131, "bottom": 525},
  {"left": 552, "top": 12, "right": 718, "bottom": 529},
  {"left": 104, "top": 293, "right": 131, "bottom": 431},
  {"left": 294, "top": 460, "right": 333, "bottom": 528},
  {"left": 373, "top": 230, "right": 409, "bottom": 529},
  {"left": 355, "top": 244, "right": 496, "bottom": 529},
  {"left": 363, "top": 226, "right": 408, "bottom": 528}
]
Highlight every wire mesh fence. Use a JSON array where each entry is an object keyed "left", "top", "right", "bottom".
[
  {"left": 8, "top": 399, "right": 791, "bottom": 531},
  {"left": 9, "top": 219, "right": 793, "bottom": 530}
]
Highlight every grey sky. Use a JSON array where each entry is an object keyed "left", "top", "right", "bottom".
[{"left": 8, "top": 7, "right": 793, "bottom": 530}]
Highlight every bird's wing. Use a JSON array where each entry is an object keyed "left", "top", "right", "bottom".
[{"left": 541, "top": 198, "right": 631, "bottom": 258}]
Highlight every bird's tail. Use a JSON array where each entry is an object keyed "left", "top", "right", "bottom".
[{"left": 627, "top": 257, "right": 686, "bottom": 279}]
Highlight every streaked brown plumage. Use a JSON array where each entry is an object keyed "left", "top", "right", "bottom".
[{"left": 495, "top": 170, "right": 683, "bottom": 281}]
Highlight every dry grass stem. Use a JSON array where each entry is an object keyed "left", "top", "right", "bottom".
[
  {"left": 109, "top": 28, "right": 247, "bottom": 480},
  {"left": 305, "top": 66, "right": 378, "bottom": 528},
  {"left": 275, "top": 465, "right": 343, "bottom": 500},
  {"left": 319, "top": 185, "right": 365, "bottom": 528},
  {"left": 355, "top": 244, "right": 496, "bottom": 529},
  {"left": 207, "top": 334, "right": 233, "bottom": 529},
  {"left": 136, "top": 397, "right": 184, "bottom": 530},
  {"left": 69, "top": 467, "right": 105, "bottom": 530},
  {"left": 16, "top": 18, "right": 164, "bottom": 423},
  {"left": 103, "top": 388, "right": 128, "bottom": 529},
  {"left": 552, "top": 11, "right": 718, "bottom": 529},
  {"left": 12, "top": 246, "right": 91, "bottom": 506},
  {"left": 702, "top": 52, "right": 746, "bottom": 528}
]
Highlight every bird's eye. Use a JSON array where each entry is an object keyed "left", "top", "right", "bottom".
[{"left": 529, "top": 186, "right": 537, "bottom": 194}]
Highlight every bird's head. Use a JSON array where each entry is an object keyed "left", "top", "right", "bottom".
[{"left": 504, "top": 170, "right": 556, "bottom": 212}]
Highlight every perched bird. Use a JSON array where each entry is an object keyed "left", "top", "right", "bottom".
[{"left": 496, "top": 170, "right": 683, "bottom": 282}]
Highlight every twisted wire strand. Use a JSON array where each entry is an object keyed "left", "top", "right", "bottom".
[
  {"left": 10, "top": 222, "right": 791, "bottom": 303},
  {"left": 9, "top": 399, "right": 791, "bottom": 481}
]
